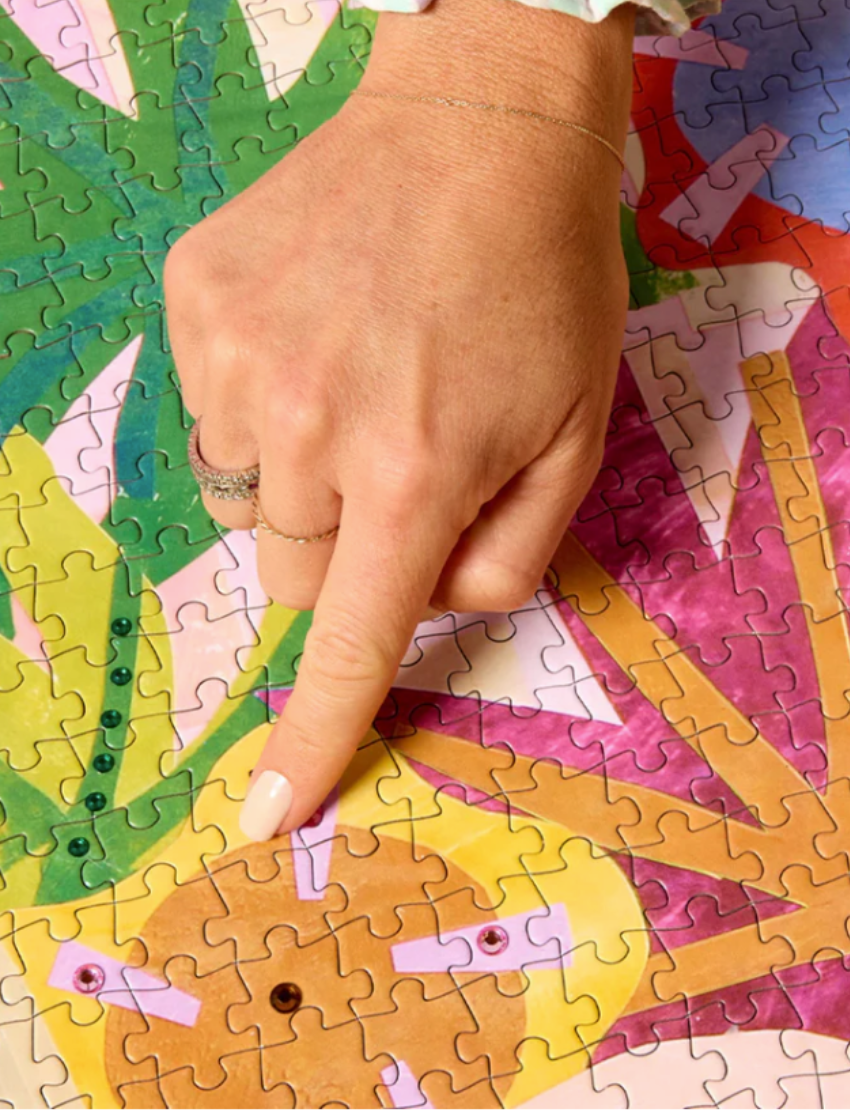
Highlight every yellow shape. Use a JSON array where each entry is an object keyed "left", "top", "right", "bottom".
[
  {"left": 14, "top": 723, "right": 646, "bottom": 1108},
  {"left": 552, "top": 532, "right": 809, "bottom": 829},
  {"left": 342, "top": 749, "right": 648, "bottom": 1106},
  {"left": 0, "top": 432, "right": 120, "bottom": 767},
  {"left": 743, "top": 352, "right": 850, "bottom": 776},
  {"left": 0, "top": 646, "right": 79, "bottom": 770}
]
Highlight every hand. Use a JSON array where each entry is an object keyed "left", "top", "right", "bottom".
[{"left": 164, "top": 0, "right": 634, "bottom": 838}]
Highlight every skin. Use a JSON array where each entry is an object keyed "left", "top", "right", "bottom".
[{"left": 164, "top": 0, "right": 636, "bottom": 834}]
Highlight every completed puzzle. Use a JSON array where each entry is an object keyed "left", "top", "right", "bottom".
[{"left": 2, "top": 0, "right": 850, "bottom": 1105}]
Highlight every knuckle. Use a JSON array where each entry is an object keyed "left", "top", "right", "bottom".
[
  {"left": 264, "top": 386, "right": 331, "bottom": 451},
  {"left": 571, "top": 426, "right": 608, "bottom": 487},
  {"left": 200, "top": 491, "right": 247, "bottom": 529},
  {"left": 303, "top": 613, "right": 394, "bottom": 690},
  {"left": 201, "top": 501, "right": 232, "bottom": 529},
  {"left": 443, "top": 492, "right": 484, "bottom": 541},
  {"left": 276, "top": 714, "right": 328, "bottom": 764},
  {"left": 179, "top": 389, "right": 202, "bottom": 420},
  {"left": 361, "top": 450, "right": 441, "bottom": 524},
  {"left": 260, "top": 581, "right": 320, "bottom": 613},
  {"left": 172, "top": 362, "right": 202, "bottom": 415},
  {"left": 163, "top": 236, "right": 198, "bottom": 297},
  {"left": 460, "top": 561, "right": 542, "bottom": 614},
  {"left": 204, "top": 323, "right": 254, "bottom": 387}
]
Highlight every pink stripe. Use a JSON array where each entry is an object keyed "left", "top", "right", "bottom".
[
  {"left": 49, "top": 941, "right": 201, "bottom": 1026},
  {"left": 63, "top": 0, "right": 121, "bottom": 109},
  {"left": 290, "top": 786, "right": 339, "bottom": 900},
  {"left": 624, "top": 293, "right": 701, "bottom": 352},
  {"left": 391, "top": 903, "right": 572, "bottom": 974},
  {"left": 0, "top": 0, "right": 97, "bottom": 91},
  {"left": 11, "top": 594, "right": 49, "bottom": 672},
  {"left": 381, "top": 1061, "right": 433, "bottom": 1109},
  {"left": 661, "top": 125, "right": 790, "bottom": 246}
]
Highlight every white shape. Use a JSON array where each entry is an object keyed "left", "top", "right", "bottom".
[
  {"left": 626, "top": 262, "right": 813, "bottom": 555},
  {"left": 348, "top": 0, "right": 430, "bottom": 9},
  {"left": 43, "top": 335, "right": 143, "bottom": 525},
  {"left": 398, "top": 597, "right": 620, "bottom": 724},
  {"left": 217, "top": 528, "right": 270, "bottom": 615},
  {"left": 156, "top": 538, "right": 262, "bottom": 748},
  {"left": 239, "top": 0, "right": 343, "bottom": 100},
  {"left": 683, "top": 262, "right": 815, "bottom": 332},
  {"left": 625, "top": 311, "right": 746, "bottom": 555},
  {"left": 686, "top": 262, "right": 816, "bottom": 361},
  {"left": 65, "top": 0, "right": 137, "bottom": 116},
  {"left": 2, "top": 0, "right": 136, "bottom": 116},
  {"left": 520, "top": 1030, "right": 816, "bottom": 1110}
]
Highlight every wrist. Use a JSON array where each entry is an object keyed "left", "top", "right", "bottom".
[{"left": 361, "top": 0, "right": 634, "bottom": 150}]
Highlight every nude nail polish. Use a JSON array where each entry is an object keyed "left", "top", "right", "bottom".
[{"left": 239, "top": 770, "right": 293, "bottom": 841}]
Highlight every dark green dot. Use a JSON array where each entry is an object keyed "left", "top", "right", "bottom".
[
  {"left": 111, "top": 617, "right": 132, "bottom": 637},
  {"left": 68, "top": 837, "right": 89, "bottom": 857},
  {"left": 93, "top": 753, "right": 115, "bottom": 773},
  {"left": 110, "top": 667, "right": 132, "bottom": 687},
  {"left": 100, "top": 709, "right": 122, "bottom": 729},
  {"left": 84, "top": 792, "right": 107, "bottom": 813}
]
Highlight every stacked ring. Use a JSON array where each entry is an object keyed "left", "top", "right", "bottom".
[{"left": 187, "top": 418, "right": 260, "bottom": 501}]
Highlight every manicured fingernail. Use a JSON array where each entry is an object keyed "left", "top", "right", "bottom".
[{"left": 239, "top": 770, "right": 293, "bottom": 841}]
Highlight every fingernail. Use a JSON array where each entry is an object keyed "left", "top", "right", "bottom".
[{"left": 239, "top": 770, "right": 293, "bottom": 841}]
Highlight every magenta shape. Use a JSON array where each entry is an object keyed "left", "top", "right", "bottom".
[
  {"left": 380, "top": 1061, "right": 433, "bottom": 1109},
  {"left": 391, "top": 903, "right": 572, "bottom": 975},
  {"left": 616, "top": 853, "right": 799, "bottom": 956},
  {"left": 48, "top": 940, "right": 200, "bottom": 1027},
  {"left": 258, "top": 686, "right": 294, "bottom": 717},
  {"left": 290, "top": 785, "right": 339, "bottom": 900},
  {"left": 595, "top": 954, "right": 850, "bottom": 1064}
]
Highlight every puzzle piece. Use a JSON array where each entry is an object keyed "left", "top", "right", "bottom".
[{"left": 3, "top": 0, "right": 850, "bottom": 1106}]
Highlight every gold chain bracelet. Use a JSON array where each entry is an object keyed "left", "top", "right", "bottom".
[{"left": 351, "top": 87, "right": 625, "bottom": 171}]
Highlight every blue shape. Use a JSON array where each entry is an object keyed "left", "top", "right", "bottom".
[
  {"left": 673, "top": 0, "right": 850, "bottom": 230},
  {"left": 822, "top": 78, "right": 850, "bottom": 135},
  {"left": 793, "top": 0, "right": 850, "bottom": 77}
]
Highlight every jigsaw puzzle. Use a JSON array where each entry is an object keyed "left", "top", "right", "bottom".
[{"left": 1, "top": 0, "right": 850, "bottom": 1105}]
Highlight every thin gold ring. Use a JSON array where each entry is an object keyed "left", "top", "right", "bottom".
[{"left": 251, "top": 491, "right": 340, "bottom": 544}]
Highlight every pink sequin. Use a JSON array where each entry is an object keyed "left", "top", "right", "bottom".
[
  {"left": 477, "top": 925, "right": 509, "bottom": 957},
  {"left": 73, "top": 964, "right": 105, "bottom": 994}
]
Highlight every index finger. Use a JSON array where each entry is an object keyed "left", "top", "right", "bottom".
[{"left": 239, "top": 474, "right": 463, "bottom": 839}]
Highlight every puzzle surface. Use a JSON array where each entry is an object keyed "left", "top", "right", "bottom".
[{"left": 2, "top": 0, "right": 850, "bottom": 1106}]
